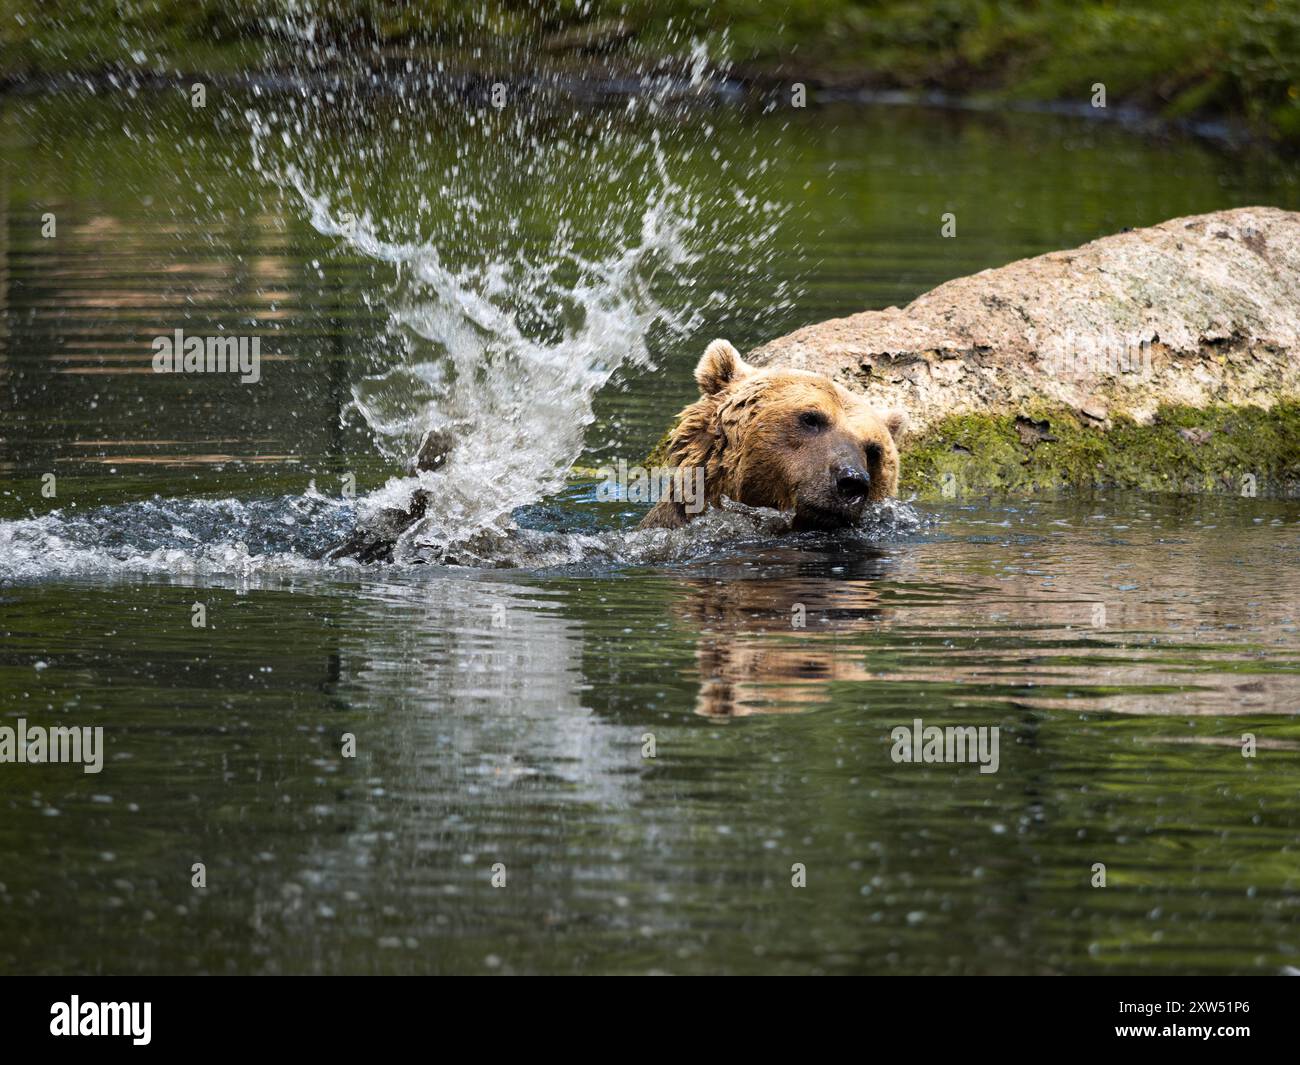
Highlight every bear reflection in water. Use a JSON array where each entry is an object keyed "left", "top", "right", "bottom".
[{"left": 673, "top": 548, "right": 895, "bottom": 718}]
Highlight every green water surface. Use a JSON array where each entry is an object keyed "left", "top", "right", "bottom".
[{"left": 1, "top": 89, "right": 1299, "bottom": 974}]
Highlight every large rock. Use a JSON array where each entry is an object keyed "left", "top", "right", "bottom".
[
  {"left": 745, "top": 206, "right": 1300, "bottom": 495},
  {"left": 754, "top": 206, "right": 1300, "bottom": 429}
]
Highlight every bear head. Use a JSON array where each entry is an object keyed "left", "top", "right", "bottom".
[{"left": 640, "top": 339, "right": 907, "bottom": 530}]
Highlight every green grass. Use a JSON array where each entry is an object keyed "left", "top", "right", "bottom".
[{"left": 2, "top": 2, "right": 1298, "bottom": 142}]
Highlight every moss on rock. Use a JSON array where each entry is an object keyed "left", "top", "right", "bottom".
[{"left": 899, "top": 401, "right": 1300, "bottom": 499}]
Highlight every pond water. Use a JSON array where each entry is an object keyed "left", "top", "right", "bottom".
[{"left": 1, "top": 86, "right": 1299, "bottom": 974}]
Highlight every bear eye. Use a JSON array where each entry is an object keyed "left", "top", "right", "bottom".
[
  {"left": 864, "top": 441, "right": 884, "bottom": 463},
  {"left": 798, "top": 411, "right": 828, "bottom": 431}
]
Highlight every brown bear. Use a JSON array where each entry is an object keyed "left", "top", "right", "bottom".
[{"left": 639, "top": 339, "right": 908, "bottom": 530}]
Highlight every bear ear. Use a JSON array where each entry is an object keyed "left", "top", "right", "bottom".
[
  {"left": 694, "top": 339, "right": 752, "bottom": 396},
  {"left": 883, "top": 408, "right": 909, "bottom": 443}
]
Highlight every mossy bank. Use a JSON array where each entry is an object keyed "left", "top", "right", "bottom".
[{"left": 3, "top": 2, "right": 1298, "bottom": 145}]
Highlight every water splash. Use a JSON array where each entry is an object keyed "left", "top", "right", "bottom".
[
  {"left": 241, "top": 8, "right": 791, "bottom": 557},
  {"left": 0, "top": 4, "right": 805, "bottom": 581},
  {"left": 0, "top": 491, "right": 353, "bottom": 583},
  {"left": 267, "top": 132, "right": 704, "bottom": 556},
  {"left": 0, "top": 494, "right": 928, "bottom": 582},
  {"left": 407, "top": 496, "right": 932, "bottom": 568}
]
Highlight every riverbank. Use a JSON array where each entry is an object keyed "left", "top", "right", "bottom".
[{"left": 2, "top": 2, "right": 1297, "bottom": 144}]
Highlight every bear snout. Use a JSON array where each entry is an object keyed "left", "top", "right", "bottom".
[
  {"left": 831, "top": 463, "right": 870, "bottom": 506},
  {"left": 790, "top": 461, "right": 872, "bottom": 530}
]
